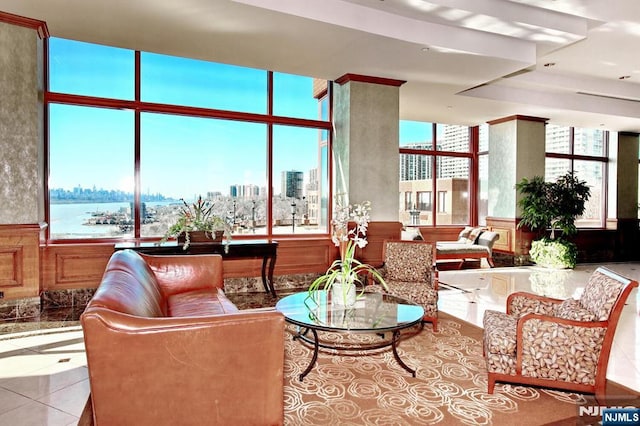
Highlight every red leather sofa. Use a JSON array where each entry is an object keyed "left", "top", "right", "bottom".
[{"left": 81, "top": 249, "right": 285, "bottom": 425}]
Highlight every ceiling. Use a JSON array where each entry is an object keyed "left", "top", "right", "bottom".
[{"left": 2, "top": 0, "right": 640, "bottom": 132}]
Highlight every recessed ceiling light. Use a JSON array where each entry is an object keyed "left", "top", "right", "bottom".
[
  {"left": 543, "top": 62, "right": 556, "bottom": 67},
  {"left": 619, "top": 75, "right": 631, "bottom": 80},
  {"left": 421, "top": 47, "right": 430, "bottom": 52}
]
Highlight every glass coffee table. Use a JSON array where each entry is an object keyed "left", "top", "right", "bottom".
[{"left": 275, "top": 290, "right": 424, "bottom": 381}]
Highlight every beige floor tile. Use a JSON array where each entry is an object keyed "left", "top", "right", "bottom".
[
  {"left": 0, "top": 350, "right": 63, "bottom": 380},
  {"left": 0, "top": 387, "right": 32, "bottom": 415},
  {"left": 38, "top": 378, "right": 90, "bottom": 417},
  {"left": 0, "top": 362, "right": 87, "bottom": 400},
  {"left": 0, "top": 400, "right": 77, "bottom": 426}
]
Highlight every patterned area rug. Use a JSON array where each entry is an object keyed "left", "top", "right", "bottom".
[{"left": 283, "top": 312, "right": 637, "bottom": 425}]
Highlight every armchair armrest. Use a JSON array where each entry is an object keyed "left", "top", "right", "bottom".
[
  {"left": 515, "top": 312, "right": 608, "bottom": 380},
  {"left": 140, "top": 253, "right": 224, "bottom": 297},
  {"left": 507, "top": 291, "right": 564, "bottom": 316}
]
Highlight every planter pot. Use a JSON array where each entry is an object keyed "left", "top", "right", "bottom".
[
  {"left": 331, "top": 280, "right": 357, "bottom": 307},
  {"left": 178, "top": 230, "right": 224, "bottom": 244},
  {"left": 529, "top": 238, "right": 577, "bottom": 269}
]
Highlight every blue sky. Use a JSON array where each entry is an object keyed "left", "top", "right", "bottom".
[{"left": 48, "top": 37, "right": 431, "bottom": 199}]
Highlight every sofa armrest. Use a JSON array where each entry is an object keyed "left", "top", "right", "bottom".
[
  {"left": 140, "top": 253, "right": 224, "bottom": 297},
  {"left": 81, "top": 308, "right": 285, "bottom": 425}
]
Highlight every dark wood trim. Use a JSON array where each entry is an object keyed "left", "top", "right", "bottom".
[
  {"left": 43, "top": 37, "right": 51, "bottom": 241},
  {"left": 335, "top": 74, "right": 406, "bottom": 87},
  {"left": 44, "top": 92, "right": 332, "bottom": 130},
  {"left": 0, "top": 223, "right": 47, "bottom": 231},
  {"left": 0, "top": 11, "right": 49, "bottom": 38},
  {"left": 487, "top": 115, "right": 548, "bottom": 125},
  {"left": 470, "top": 126, "right": 479, "bottom": 226},
  {"left": 545, "top": 152, "right": 608, "bottom": 162}
]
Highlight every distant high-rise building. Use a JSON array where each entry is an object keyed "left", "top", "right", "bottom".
[
  {"left": 400, "top": 143, "right": 432, "bottom": 181},
  {"left": 305, "top": 167, "right": 319, "bottom": 224},
  {"left": 281, "top": 170, "right": 304, "bottom": 199},
  {"left": 229, "top": 184, "right": 263, "bottom": 199},
  {"left": 400, "top": 125, "right": 471, "bottom": 181}
]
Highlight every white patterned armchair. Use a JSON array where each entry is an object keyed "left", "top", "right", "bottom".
[
  {"left": 368, "top": 240, "right": 439, "bottom": 331},
  {"left": 482, "top": 267, "right": 638, "bottom": 403}
]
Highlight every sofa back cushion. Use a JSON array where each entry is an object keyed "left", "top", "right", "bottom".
[
  {"left": 88, "top": 250, "right": 167, "bottom": 317},
  {"left": 456, "top": 226, "right": 473, "bottom": 243},
  {"left": 456, "top": 227, "right": 485, "bottom": 244}
]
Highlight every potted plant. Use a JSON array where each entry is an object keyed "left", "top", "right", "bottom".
[
  {"left": 516, "top": 171, "right": 591, "bottom": 268},
  {"left": 160, "top": 196, "right": 232, "bottom": 250},
  {"left": 306, "top": 195, "right": 387, "bottom": 307}
]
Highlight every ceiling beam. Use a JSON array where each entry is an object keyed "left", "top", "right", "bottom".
[{"left": 232, "top": 0, "right": 536, "bottom": 64}]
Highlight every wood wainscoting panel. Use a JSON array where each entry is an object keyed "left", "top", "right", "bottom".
[
  {"left": 42, "top": 239, "right": 338, "bottom": 289},
  {"left": 0, "top": 224, "right": 41, "bottom": 299},
  {"left": 491, "top": 227, "right": 512, "bottom": 252},
  {"left": 357, "top": 222, "right": 403, "bottom": 267},
  {"left": 417, "top": 227, "right": 464, "bottom": 243},
  {"left": 485, "top": 217, "right": 539, "bottom": 256},
  {"left": 42, "top": 244, "right": 114, "bottom": 291},
  {"left": 222, "top": 238, "right": 335, "bottom": 278},
  {"left": 0, "top": 247, "right": 23, "bottom": 287}
]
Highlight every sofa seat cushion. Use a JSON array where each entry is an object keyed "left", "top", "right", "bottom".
[
  {"left": 168, "top": 288, "right": 240, "bottom": 317},
  {"left": 436, "top": 243, "right": 490, "bottom": 254}
]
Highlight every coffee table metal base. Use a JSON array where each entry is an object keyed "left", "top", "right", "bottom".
[{"left": 292, "top": 325, "right": 422, "bottom": 381}]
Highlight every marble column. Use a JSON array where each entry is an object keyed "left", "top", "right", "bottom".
[
  {"left": 608, "top": 131, "right": 640, "bottom": 259},
  {"left": 486, "top": 115, "right": 547, "bottom": 259},
  {"left": 0, "top": 21, "right": 45, "bottom": 225},
  {"left": 332, "top": 74, "right": 404, "bottom": 221},
  {"left": 0, "top": 18, "right": 46, "bottom": 313}
]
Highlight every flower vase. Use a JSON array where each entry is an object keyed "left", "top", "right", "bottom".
[{"left": 331, "top": 279, "right": 356, "bottom": 307}]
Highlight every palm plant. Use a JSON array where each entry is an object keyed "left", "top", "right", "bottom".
[{"left": 516, "top": 171, "right": 591, "bottom": 268}]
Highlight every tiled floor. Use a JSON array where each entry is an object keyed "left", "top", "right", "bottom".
[{"left": 0, "top": 262, "right": 638, "bottom": 425}]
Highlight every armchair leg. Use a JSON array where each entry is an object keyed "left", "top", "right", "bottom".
[
  {"left": 487, "top": 375, "right": 496, "bottom": 394},
  {"left": 595, "top": 383, "right": 607, "bottom": 406}
]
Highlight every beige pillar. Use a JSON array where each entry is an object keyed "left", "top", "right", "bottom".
[
  {"left": 332, "top": 74, "right": 404, "bottom": 221},
  {"left": 608, "top": 132, "right": 639, "bottom": 221},
  {"left": 0, "top": 16, "right": 46, "bottom": 308},
  {"left": 486, "top": 115, "right": 547, "bottom": 258},
  {"left": 608, "top": 131, "right": 639, "bottom": 259},
  {"left": 0, "top": 20, "right": 45, "bottom": 224}
]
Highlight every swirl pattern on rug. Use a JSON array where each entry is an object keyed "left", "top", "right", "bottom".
[{"left": 283, "top": 314, "right": 587, "bottom": 425}]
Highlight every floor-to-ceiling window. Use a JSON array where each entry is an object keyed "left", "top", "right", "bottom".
[
  {"left": 398, "top": 121, "right": 475, "bottom": 226},
  {"left": 47, "top": 37, "right": 331, "bottom": 241},
  {"left": 545, "top": 124, "right": 608, "bottom": 228}
]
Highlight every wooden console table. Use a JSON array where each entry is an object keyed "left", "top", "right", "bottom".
[{"left": 114, "top": 239, "right": 278, "bottom": 296}]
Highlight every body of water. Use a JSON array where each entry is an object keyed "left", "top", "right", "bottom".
[{"left": 49, "top": 201, "right": 176, "bottom": 239}]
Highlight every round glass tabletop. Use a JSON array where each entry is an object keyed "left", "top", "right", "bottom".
[{"left": 275, "top": 290, "right": 424, "bottom": 333}]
